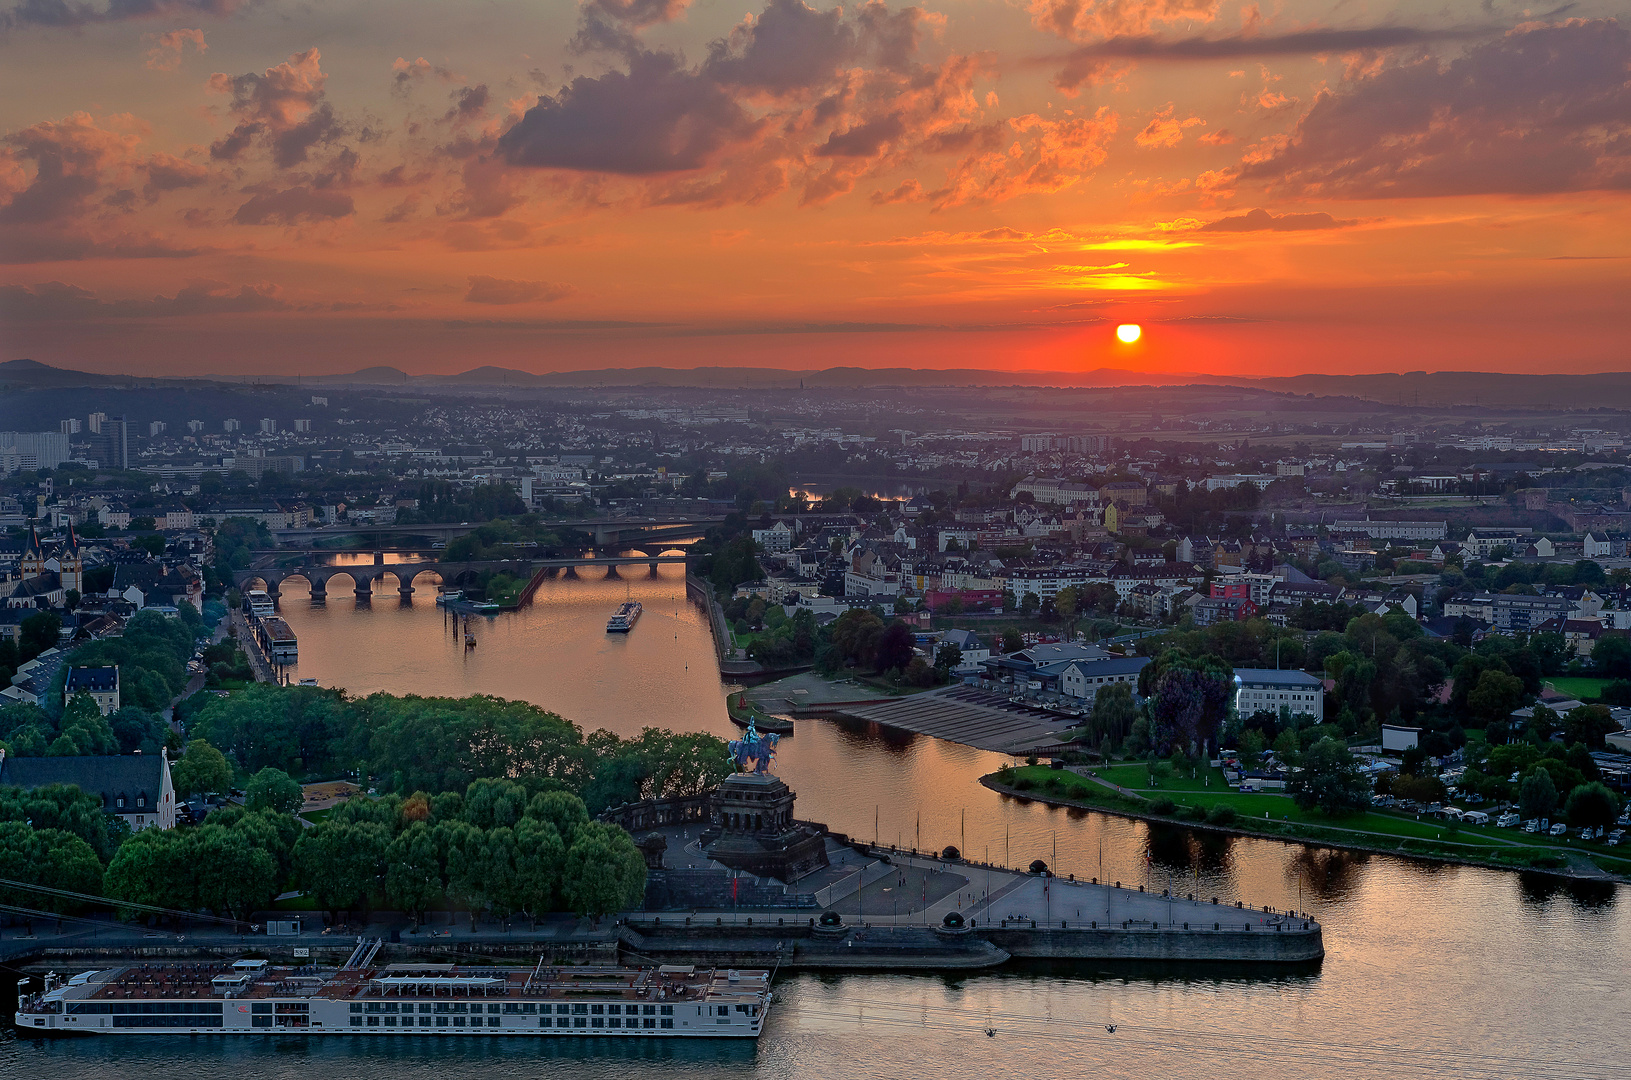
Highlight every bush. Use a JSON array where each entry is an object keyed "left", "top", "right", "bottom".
[
  {"left": 1206, "top": 804, "right": 1238, "bottom": 825},
  {"left": 1148, "top": 796, "right": 1177, "bottom": 815},
  {"left": 1013, "top": 777, "right": 1034, "bottom": 791},
  {"left": 1180, "top": 804, "right": 1206, "bottom": 821}
]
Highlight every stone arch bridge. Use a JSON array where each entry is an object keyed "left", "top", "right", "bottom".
[{"left": 234, "top": 551, "right": 694, "bottom": 602}]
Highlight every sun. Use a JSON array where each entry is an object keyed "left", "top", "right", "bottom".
[{"left": 1116, "top": 323, "right": 1142, "bottom": 344}]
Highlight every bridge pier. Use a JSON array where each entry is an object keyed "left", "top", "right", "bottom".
[
  {"left": 649, "top": 561, "right": 660, "bottom": 576},
  {"left": 265, "top": 581, "right": 281, "bottom": 606},
  {"left": 354, "top": 576, "right": 373, "bottom": 601},
  {"left": 309, "top": 580, "right": 327, "bottom": 603},
  {"left": 398, "top": 581, "right": 415, "bottom": 600},
  {"left": 605, "top": 565, "right": 621, "bottom": 579}
]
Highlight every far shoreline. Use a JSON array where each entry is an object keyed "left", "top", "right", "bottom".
[{"left": 977, "top": 774, "right": 1630, "bottom": 887}]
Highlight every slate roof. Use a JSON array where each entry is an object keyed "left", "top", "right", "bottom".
[{"left": 0, "top": 753, "right": 164, "bottom": 812}]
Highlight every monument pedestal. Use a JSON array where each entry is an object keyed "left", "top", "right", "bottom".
[{"left": 702, "top": 773, "right": 829, "bottom": 883}]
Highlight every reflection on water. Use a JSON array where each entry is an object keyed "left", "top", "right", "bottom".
[{"left": 72, "top": 570, "right": 1621, "bottom": 1078}]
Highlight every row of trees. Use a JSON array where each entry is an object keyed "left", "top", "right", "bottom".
[
  {"left": 185, "top": 685, "right": 730, "bottom": 814},
  {"left": 98, "top": 784, "right": 646, "bottom": 924}
]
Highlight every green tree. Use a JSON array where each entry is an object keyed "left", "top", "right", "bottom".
[
  {"left": 561, "top": 822, "right": 646, "bottom": 921},
  {"left": 513, "top": 817, "right": 566, "bottom": 919},
  {"left": 0, "top": 822, "right": 104, "bottom": 914},
  {"left": 245, "top": 767, "right": 302, "bottom": 815},
  {"left": 1593, "top": 635, "right": 1631, "bottom": 679},
  {"left": 0, "top": 783, "right": 123, "bottom": 861},
  {"left": 1087, "top": 683, "right": 1138, "bottom": 749},
  {"left": 1001, "top": 627, "right": 1024, "bottom": 653},
  {"left": 293, "top": 821, "right": 391, "bottom": 918},
  {"left": 1564, "top": 782, "right": 1620, "bottom": 829},
  {"left": 1289, "top": 737, "right": 1371, "bottom": 816},
  {"left": 528, "top": 790, "right": 590, "bottom": 847},
  {"left": 1564, "top": 705, "right": 1620, "bottom": 750},
  {"left": 384, "top": 821, "right": 444, "bottom": 926},
  {"left": 1519, "top": 769, "right": 1559, "bottom": 821},
  {"left": 1467, "top": 670, "right": 1526, "bottom": 726},
  {"left": 172, "top": 739, "right": 233, "bottom": 798}
]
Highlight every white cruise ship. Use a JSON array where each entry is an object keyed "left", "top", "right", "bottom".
[
  {"left": 606, "top": 600, "right": 642, "bottom": 633},
  {"left": 17, "top": 957, "right": 770, "bottom": 1039}
]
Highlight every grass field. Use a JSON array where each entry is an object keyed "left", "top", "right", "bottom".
[
  {"left": 996, "top": 765, "right": 1627, "bottom": 872},
  {"left": 1543, "top": 677, "right": 1610, "bottom": 700}
]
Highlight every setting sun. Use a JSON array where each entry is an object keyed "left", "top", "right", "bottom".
[{"left": 1116, "top": 324, "right": 1143, "bottom": 344}]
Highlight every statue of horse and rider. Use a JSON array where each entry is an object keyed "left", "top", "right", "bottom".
[{"left": 728, "top": 720, "right": 779, "bottom": 775}]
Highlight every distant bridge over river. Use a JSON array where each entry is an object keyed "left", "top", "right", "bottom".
[
  {"left": 268, "top": 516, "right": 723, "bottom": 550},
  {"left": 234, "top": 553, "right": 694, "bottom": 602}
]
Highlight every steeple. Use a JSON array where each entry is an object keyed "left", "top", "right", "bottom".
[
  {"left": 59, "top": 520, "right": 83, "bottom": 594},
  {"left": 19, "top": 523, "right": 44, "bottom": 580}
]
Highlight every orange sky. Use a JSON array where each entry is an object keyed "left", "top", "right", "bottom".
[{"left": 2, "top": 0, "right": 1629, "bottom": 377}]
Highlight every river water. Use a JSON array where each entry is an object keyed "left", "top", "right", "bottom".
[{"left": 6, "top": 569, "right": 1625, "bottom": 1078}]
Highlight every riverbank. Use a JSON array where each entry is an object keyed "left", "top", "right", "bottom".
[{"left": 980, "top": 768, "right": 1631, "bottom": 884}]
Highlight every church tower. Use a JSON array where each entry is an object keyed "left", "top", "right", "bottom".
[
  {"left": 18, "top": 524, "right": 44, "bottom": 580},
  {"left": 58, "top": 521, "right": 83, "bottom": 595}
]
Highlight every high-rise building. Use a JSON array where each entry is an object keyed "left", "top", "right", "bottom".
[
  {"left": 223, "top": 419, "right": 240, "bottom": 432},
  {"left": 293, "top": 419, "right": 312, "bottom": 432},
  {"left": 87, "top": 412, "right": 106, "bottom": 434},
  {"left": 0, "top": 431, "right": 71, "bottom": 474},
  {"left": 149, "top": 421, "right": 167, "bottom": 437},
  {"left": 60, "top": 418, "right": 81, "bottom": 434},
  {"left": 92, "top": 417, "right": 129, "bottom": 470},
  {"left": 186, "top": 420, "right": 204, "bottom": 433},
  {"left": 260, "top": 418, "right": 277, "bottom": 434}
]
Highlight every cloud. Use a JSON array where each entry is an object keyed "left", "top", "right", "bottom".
[
  {"left": 0, "top": 278, "right": 286, "bottom": 319},
  {"left": 144, "top": 27, "right": 205, "bottom": 70},
  {"left": 1030, "top": 0, "right": 1221, "bottom": 43},
  {"left": 498, "top": 50, "right": 756, "bottom": 174},
  {"left": 444, "top": 84, "right": 490, "bottom": 124},
  {"left": 464, "top": 275, "right": 574, "bottom": 304},
  {"left": 233, "top": 184, "right": 353, "bottom": 224},
  {"left": 1243, "top": 19, "right": 1631, "bottom": 197},
  {"left": 1198, "top": 208, "right": 1355, "bottom": 231},
  {"left": 208, "top": 47, "right": 345, "bottom": 168},
  {"left": 1053, "top": 24, "right": 1489, "bottom": 61},
  {"left": 391, "top": 56, "right": 459, "bottom": 90},
  {"left": 141, "top": 152, "right": 208, "bottom": 198},
  {"left": 703, "top": 0, "right": 857, "bottom": 93},
  {"left": 585, "top": 0, "right": 692, "bottom": 29},
  {"left": 1, "top": 0, "right": 244, "bottom": 32},
  {"left": 1134, "top": 104, "right": 1204, "bottom": 148}
]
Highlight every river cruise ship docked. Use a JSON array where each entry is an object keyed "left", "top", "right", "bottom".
[
  {"left": 16, "top": 955, "right": 771, "bottom": 1039},
  {"left": 606, "top": 600, "right": 642, "bottom": 633}
]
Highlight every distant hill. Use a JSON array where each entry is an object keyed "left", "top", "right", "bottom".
[
  {"left": 1257, "top": 371, "right": 1631, "bottom": 410},
  {"left": 0, "top": 358, "right": 140, "bottom": 389},
  {"left": 10, "top": 357, "right": 1631, "bottom": 408}
]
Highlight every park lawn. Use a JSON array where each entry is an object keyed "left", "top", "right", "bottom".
[
  {"left": 1000, "top": 767, "right": 1570, "bottom": 852},
  {"left": 1543, "top": 677, "right": 1610, "bottom": 700},
  {"left": 298, "top": 805, "right": 336, "bottom": 824},
  {"left": 1093, "top": 762, "right": 1232, "bottom": 794}
]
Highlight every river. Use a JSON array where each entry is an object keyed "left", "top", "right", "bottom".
[{"left": 5, "top": 568, "right": 1625, "bottom": 1078}]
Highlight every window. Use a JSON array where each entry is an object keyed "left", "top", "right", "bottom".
[
  {"left": 349, "top": 1017, "right": 362, "bottom": 1027},
  {"left": 453, "top": 1017, "right": 465, "bottom": 1027},
  {"left": 419, "top": 1017, "right": 430, "bottom": 1027},
  {"left": 574, "top": 1017, "right": 587, "bottom": 1028},
  {"left": 572, "top": 1003, "right": 588, "bottom": 1014},
  {"left": 366, "top": 1017, "right": 379, "bottom": 1027},
  {"left": 384, "top": 1016, "right": 396, "bottom": 1027},
  {"left": 488, "top": 1004, "right": 501, "bottom": 1014},
  {"left": 660, "top": 1019, "right": 673, "bottom": 1029},
  {"left": 420, "top": 1004, "right": 431, "bottom": 1014},
  {"left": 556, "top": 1017, "right": 570, "bottom": 1028},
  {"left": 609, "top": 1018, "right": 621, "bottom": 1028},
  {"left": 660, "top": 1006, "right": 673, "bottom": 1016},
  {"left": 488, "top": 1016, "right": 500, "bottom": 1027},
  {"left": 643, "top": 1018, "right": 656, "bottom": 1029},
  {"left": 350, "top": 1004, "right": 362, "bottom": 1014},
  {"left": 643, "top": 1005, "right": 656, "bottom": 1015},
  {"left": 592, "top": 1018, "right": 604, "bottom": 1028},
  {"left": 591, "top": 1004, "right": 603, "bottom": 1015},
  {"left": 436, "top": 1017, "right": 448, "bottom": 1027}
]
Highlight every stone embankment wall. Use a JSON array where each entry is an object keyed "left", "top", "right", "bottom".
[{"left": 987, "top": 924, "right": 1324, "bottom": 963}]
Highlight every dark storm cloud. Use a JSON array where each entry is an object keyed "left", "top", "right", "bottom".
[
  {"left": 233, "top": 184, "right": 354, "bottom": 224},
  {"left": 0, "top": 278, "right": 287, "bottom": 318},
  {"left": 1243, "top": 19, "right": 1631, "bottom": 197},
  {"left": 1055, "top": 24, "right": 1488, "bottom": 62},
  {"left": 0, "top": 0, "right": 243, "bottom": 31}
]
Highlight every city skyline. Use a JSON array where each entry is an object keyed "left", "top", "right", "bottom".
[{"left": 2, "top": 0, "right": 1630, "bottom": 376}]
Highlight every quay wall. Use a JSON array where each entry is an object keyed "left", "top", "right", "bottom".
[{"left": 987, "top": 924, "right": 1324, "bottom": 964}]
